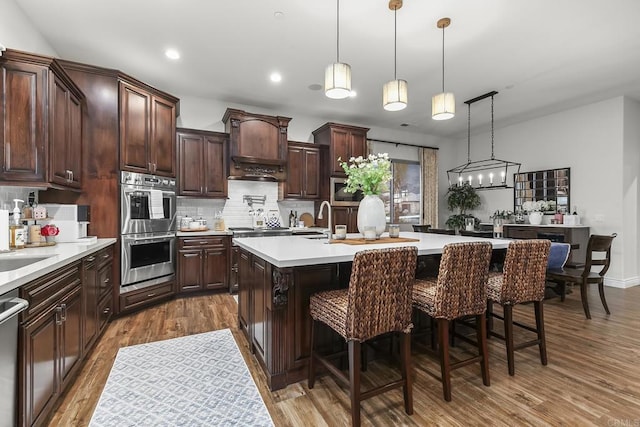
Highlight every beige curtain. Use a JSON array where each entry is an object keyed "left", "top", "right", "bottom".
[{"left": 421, "top": 148, "right": 438, "bottom": 227}]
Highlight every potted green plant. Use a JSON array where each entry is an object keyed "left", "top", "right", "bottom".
[{"left": 445, "top": 183, "right": 481, "bottom": 231}]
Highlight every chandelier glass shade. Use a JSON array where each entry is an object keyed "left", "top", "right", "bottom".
[{"left": 432, "top": 92, "right": 455, "bottom": 120}]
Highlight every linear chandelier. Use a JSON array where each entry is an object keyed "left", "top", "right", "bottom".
[{"left": 446, "top": 91, "right": 521, "bottom": 190}]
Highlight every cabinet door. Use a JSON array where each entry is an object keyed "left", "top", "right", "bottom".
[
  {"left": 20, "top": 306, "right": 58, "bottom": 427},
  {"left": 238, "top": 250, "right": 251, "bottom": 336},
  {"left": 178, "top": 133, "right": 204, "bottom": 196},
  {"left": 330, "top": 128, "right": 350, "bottom": 176},
  {"left": 349, "top": 130, "right": 367, "bottom": 161},
  {"left": 204, "top": 134, "right": 227, "bottom": 198},
  {"left": 59, "top": 285, "right": 83, "bottom": 391},
  {"left": 0, "top": 60, "right": 46, "bottom": 182},
  {"left": 348, "top": 207, "right": 359, "bottom": 233},
  {"left": 235, "top": 118, "right": 281, "bottom": 160},
  {"left": 67, "top": 92, "right": 82, "bottom": 188},
  {"left": 150, "top": 95, "right": 176, "bottom": 177},
  {"left": 230, "top": 245, "right": 239, "bottom": 293},
  {"left": 177, "top": 249, "right": 203, "bottom": 292},
  {"left": 83, "top": 256, "right": 99, "bottom": 353},
  {"left": 251, "top": 256, "right": 268, "bottom": 360},
  {"left": 203, "top": 247, "right": 228, "bottom": 290},
  {"left": 303, "top": 148, "right": 320, "bottom": 199},
  {"left": 285, "top": 145, "right": 304, "bottom": 198},
  {"left": 119, "top": 82, "right": 150, "bottom": 173},
  {"left": 49, "top": 75, "right": 70, "bottom": 187},
  {"left": 332, "top": 207, "right": 350, "bottom": 232}
]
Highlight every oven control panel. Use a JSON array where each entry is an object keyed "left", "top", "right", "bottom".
[{"left": 121, "top": 171, "right": 176, "bottom": 190}]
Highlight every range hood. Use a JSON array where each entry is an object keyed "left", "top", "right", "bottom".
[{"left": 222, "top": 108, "right": 292, "bottom": 181}]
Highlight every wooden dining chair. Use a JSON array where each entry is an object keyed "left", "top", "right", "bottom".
[
  {"left": 546, "top": 234, "right": 617, "bottom": 319},
  {"left": 412, "top": 242, "right": 492, "bottom": 401},
  {"left": 308, "top": 247, "right": 418, "bottom": 427},
  {"left": 486, "top": 239, "right": 550, "bottom": 376}
]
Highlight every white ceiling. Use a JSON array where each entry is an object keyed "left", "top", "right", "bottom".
[{"left": 15, "top": 0, "right": 640, "bottom": 139}]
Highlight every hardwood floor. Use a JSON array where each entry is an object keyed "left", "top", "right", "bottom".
[{"left": 50, "top": 286, "right": 640, "bottom": 426}]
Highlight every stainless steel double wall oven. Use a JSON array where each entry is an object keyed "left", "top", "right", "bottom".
[{"left": 120, "top": 171, "right": 176, "bottom": 290}]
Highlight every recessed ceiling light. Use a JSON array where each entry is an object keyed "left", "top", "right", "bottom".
[
  {"left": 400, "top": 123, "right": 409, "bottom": 127},
  {"left": 308, "top": 84, "right": 322, "bottom": 91},
  {"left": 270, "top": 72, "right": 282, "bottom": 83},
  {"left": 349, "top": 90, "right": 357, "bottom": 98},
  {"left": 274, "top": 11, "right": 285, "bottom": 19},
  {"left": 165, "top": 49, "right": 180, "bottom": 60}
]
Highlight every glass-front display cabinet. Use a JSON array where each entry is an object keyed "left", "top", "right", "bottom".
[{"left": 514, "top": 167, "right": 570, "bottom": 213}]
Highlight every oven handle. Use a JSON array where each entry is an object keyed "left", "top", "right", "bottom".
[
  {"left": 0, "top": 297, "right": 29, "bottom": 326},
  {"left": 122, "top": 234, "right": 175, "bottom": 244}
]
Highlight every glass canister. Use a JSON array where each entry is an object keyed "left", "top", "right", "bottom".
[
  {"left": 493, "top": 217, "right": 504, "bottom": 238},
  {"left": 388, "top": 224, "right": 400, "bottom": 238}
]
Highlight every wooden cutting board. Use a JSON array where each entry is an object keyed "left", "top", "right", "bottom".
[
  {"left": 330, "top": 236, "right": 420, "bottom": 245},
  {"left": 299, "top": 212, "right": 314, "bottom": 227}
]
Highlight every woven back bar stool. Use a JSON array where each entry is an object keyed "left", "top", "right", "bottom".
[
  {"left": 308, "top": 247, "right": 418, "bottom": 427},
  {"left": 486, "top": 239, "right": 550, "bottom": 376},
  {"left": 412, "top": 241, "right": 492, "bottom": 401}
]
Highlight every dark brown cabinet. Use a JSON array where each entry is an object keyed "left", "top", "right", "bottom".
[
  {"left": 313, "top": 122, "right": 369, "bottom": 177},
  {"left": 229, "top": 245, "right": 239, "bottom": 293},
  {"left": 177, "top": 236, "right": 229, "bottom": 293},
  {"left": 316, "top": 206, "right": 359, "bottom": 233},
  {"left": 49, "top": 74, "right": 82, "bottom": 188},
  {"left": 222, "top": 108, "right": 291, "bottom": 181},
  {"left": 0, "top": 50, "right": 84, "bottom": 188},
  {"left": 119, "top": 80, "right": 178, "bottom": 177},
  {"left": 82, "top": 246, "right": 114, "bottom": 353},
  {"left": 177, "top": 128, "right": 228, "bottom": 198},
  {"left": 281, "top": 142, "right": 322, "bottom": 200},
  {"left": 19, "top": 261, "right": 83, "bottom": 427}
]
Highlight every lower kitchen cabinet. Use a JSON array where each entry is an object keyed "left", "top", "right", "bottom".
[
  {"left": 18, "top": 245, "right": 115, "bottom": 427},
  {"left": 119, "top": 280, "right": 175, "bottom": 312},
  {"left": 177, "top": 236, "right": 229, "bottom": 293},
  {"left": 229, "top": 244, "right": 239, "bottom": 293}
]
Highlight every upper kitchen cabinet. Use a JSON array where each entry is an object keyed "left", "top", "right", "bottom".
[
  {"left": 280, "top": 141, "right": 323, "bottom": 200},
  {"left": 222, "top": 108, "right": 291, "bottom": 181},
  {"left": 177, "top": 128, "right": 228, "bottom": 198},
  {"left": 119, "top": 77, "right": 179, "bottom": 177},
  {"left": 0, "top": 49, "right": 84, "bottom": 189},
  {"left": 313, "top": 122, "right": 369, "bottom": 177}
]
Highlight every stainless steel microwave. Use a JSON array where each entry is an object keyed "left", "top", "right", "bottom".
[{"left": 330, "top": 177, "right": 364, "bottom": 206}]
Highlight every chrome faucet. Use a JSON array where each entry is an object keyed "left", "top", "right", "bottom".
[{"left": 317, "top": 201, "right": 332, "bottom": 240}]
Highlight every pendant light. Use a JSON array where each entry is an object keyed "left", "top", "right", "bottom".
[
  {"left": 432, "top": 17, "right": 455, "bottom": 120},
  {"left": 325, "top": 0, "right": 351, "bottom": 99},
  {"left": 383, "top": 0, "right": 407, "bottom": 111}
]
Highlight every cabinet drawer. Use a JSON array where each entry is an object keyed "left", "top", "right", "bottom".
[
  {"left": 504, "top": 226, "right": 538, "bottom": 239},
  {"left": 98, "top": 293, "right": 113, "bottom": 332},
  {"left": 179, "top": 236, "right": 228, "bottom": 248},
  {"left": 119, "top": 281, "right": 174, "bottom": 312},
  {"left": 20, "top": 261, "right": 82, "bottom": 321},
  {"left": 97, "top": 246, "right": 114, "bottom": 268},
  {"left": 98, "top": 262, "right": 113, "bottom": 300}
]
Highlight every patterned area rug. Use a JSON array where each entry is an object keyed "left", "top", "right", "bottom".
[{"left": 90, "top": 329, "right": 274, "bottom": 427}]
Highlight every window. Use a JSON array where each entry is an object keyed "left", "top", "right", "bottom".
[{"left": 380, "top": 160, "right": 421, "bottom": 224}]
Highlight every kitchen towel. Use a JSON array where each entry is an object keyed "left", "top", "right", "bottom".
[{"left": 149, "top": 190, "right": 164, "bottom": 219}]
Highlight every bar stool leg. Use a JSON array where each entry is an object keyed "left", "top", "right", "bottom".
[
  {"left": 348, "top": 340, "right": 362, "bottom": 427},
  {"left": 477, "top": 313, "right": 490, "bottom": 386},
  {"left": 534, "top": 301, "right": 548, "bottom": 366},
  {"left": 399, "top": 332, "right": 413, "bottom": 415},
  {"left": 504, "top": 305, "right": 515, "bottom": 376},
  {"left": 437, "top": 318, "right": 452, "bottom": 402}
]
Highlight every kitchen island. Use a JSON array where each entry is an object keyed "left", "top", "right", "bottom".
[{"left": 233, "top": 232, "right": 509, "bottom": 390}]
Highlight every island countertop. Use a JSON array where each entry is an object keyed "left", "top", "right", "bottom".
[
  {"left": 233, "top": 232, "right": 510, "bottom": 268},
  {"left": 0, "top": 238, "right": 117, "bottom": 295}
]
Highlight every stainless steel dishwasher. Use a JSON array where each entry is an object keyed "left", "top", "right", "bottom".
[{"left": 0, "top": 290, "right": 29, "bottom": 427}]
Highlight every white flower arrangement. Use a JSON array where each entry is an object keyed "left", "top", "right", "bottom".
[
  {"left": 338, "top": 153, "right": 392, "bottom": 195},
  {"left": 522, "top": 200, "right": 556, "bottom": 213}
]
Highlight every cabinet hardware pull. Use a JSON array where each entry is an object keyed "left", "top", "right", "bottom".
[
  {"left": 104, "top": 278, "right": 110, "bottom": 283},
  {"left": 55, "top": 306, "right": 63, "bottom": 325},
  {"left": 102, "top": 307, "right": 110, "bottom": 315},
  {"left": 102, "top": 254, "right": 110, "bottom": 258},
  {"left": 148, "top": 162, "right": 153, "bottom": 171},
  {"left": 60, "top": 303, "right": 67, "bottom": 321},
  {"left": 147, "top": 293, "right": 156, "bottom": 298},
  {"left": 86, "top": 256, "right": 96, "bottom": 262},
  {"left": 70, "top": 170, "right": 74, "bottom": 182}
]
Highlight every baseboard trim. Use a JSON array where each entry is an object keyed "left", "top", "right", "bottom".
[{"left": 605, "top": 276, "right": 639, "bottom": 288}]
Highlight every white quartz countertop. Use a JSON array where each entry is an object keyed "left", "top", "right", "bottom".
[
  {"left": 176, "top": 230, "right": 231, "bottom": 237},
  {"left": 233, "top": 232, "right": 510, "bottom": 268},
  {"left": 0, "top": 238, "right": 117, "bottom": 295}
]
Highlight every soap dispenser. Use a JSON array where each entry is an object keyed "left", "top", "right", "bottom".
[{"left": 9, "top": 199, "right": 25, "bottom": 249}]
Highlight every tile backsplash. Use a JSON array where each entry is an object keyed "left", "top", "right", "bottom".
[
  {"left": 177, "top": 181, "right": 317, "bottom": 229},
  {"left": 0, "top": 187, "right": 39, "bottom": 210}
]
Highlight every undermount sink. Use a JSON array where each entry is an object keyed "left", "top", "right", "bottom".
[{"left": 0, "top": 256, "right": 51, "bottom": 272}]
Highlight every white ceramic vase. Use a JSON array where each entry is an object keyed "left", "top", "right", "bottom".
[
  {"left": 357, "top": 194, "right": 387, "bottom": 237},
  {"left": 528, "top": 211, "right": 543, "bottom": 225}
]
